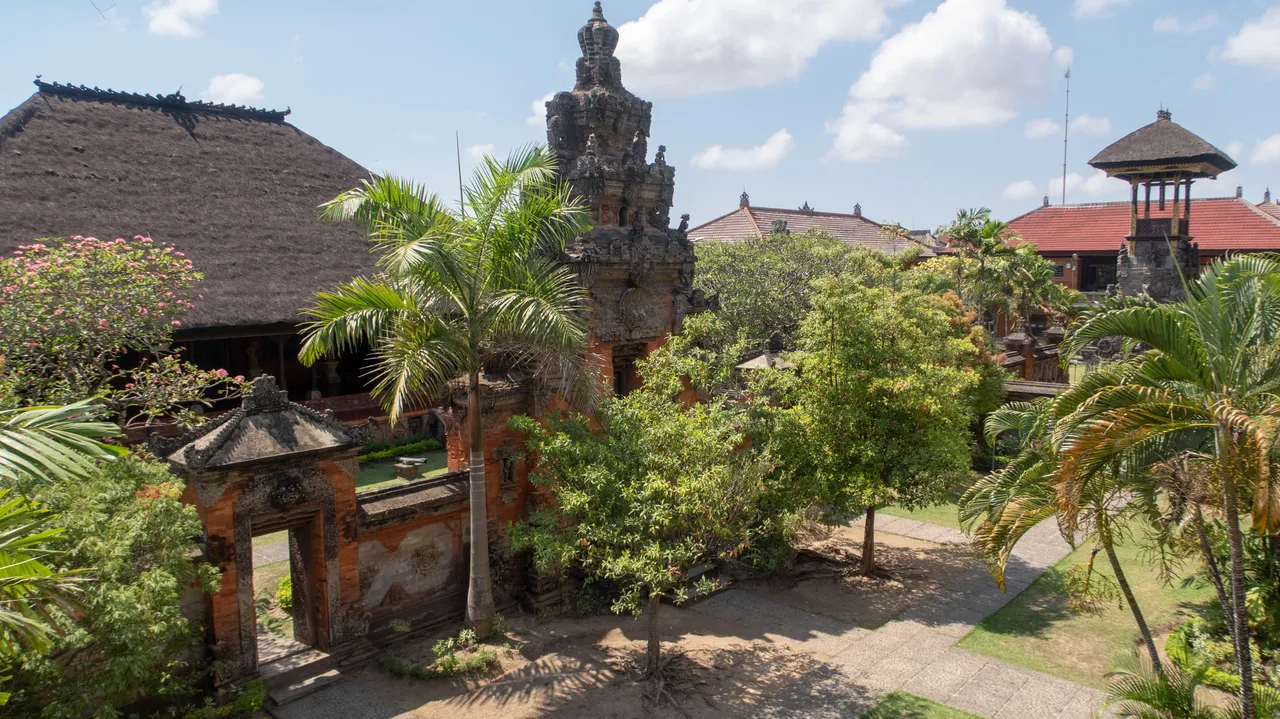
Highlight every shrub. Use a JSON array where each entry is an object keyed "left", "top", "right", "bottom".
[
  {"left": 378, "top": 627, "right": 499, "bottom": 680},
  {"left": 276, "top": 576, "right": 293, "bottom": 613},
  {"left": 357, "top": 437, "right": 442, "bottom": 465},
  {"left": 4, "top": 457, "right": 221, "bottom": 717},
  {"left": 183, "top": 680, "right": 265, "bottom": 719}
]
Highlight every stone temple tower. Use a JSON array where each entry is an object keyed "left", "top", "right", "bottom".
[{"left": 545, "top": 2, "right": 708, "bottom": 395}]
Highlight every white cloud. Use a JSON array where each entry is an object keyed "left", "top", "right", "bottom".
[
  {"left": 526, "top": 92, "right": 555, "bottom": 127},
  {"left": 1055, "top": 46, "right": 1074, "bottom": 69},
  {"left": 1070, "top": 114, "right": 1110, "bottom": 135},
  {"left": 1073, "top": 0, "right": 1129, "bottom": 20},
  {"left": 467, "top": 143, "right": 495, "bottom": 161},
  {"left": 1050, "top": 170, "right": 1127, "bottom": 201},
  {"left": 691, "top": 129, "right": 795, "bottom": 171},
  {"left": 144, "top": 0, "right": 217, "bottom": 37},
  {"left": 615, "top": 0, "right": 903, "bottom": 98},
  {"left": 1153, "top": 13, "right": 1217, "bottom": 34},
  {"left": 828, "top": 0, "right": 1059, "bottom": 162},
  {"left": 1003, "top": 180, "right": 1040, "bottom": 201},
  {"left": 1192, "top": 72, "right": 1215, "bottom": 90},
  {"left": 1226, "top": 140, "right": 1245, "bottom": 158},
  {"left": 1225, "top": 8, "right": 1280, "bottom": 71},
  {"left": 1024, "top": 118, "right": 1061, "bottom": 139},
  {"left": 1252, "top": 135, "right": 1280, "bottom": 165},
  {"left": 200, "top": 73, "right": 264, "bottom": 105}
]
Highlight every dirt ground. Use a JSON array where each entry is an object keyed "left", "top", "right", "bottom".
[
  {"left": 269, "top": 529, "right": 962, "bottom": 718},
  {"left": 745, "top": 525, "right": 978, "bottom": 628}
]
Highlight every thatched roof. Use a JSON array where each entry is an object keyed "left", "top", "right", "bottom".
[
  {"left": 1089, "top": 109, "right": 1236, "bottom": 177},
  {"left": 0, "top": 80, "right": 375, "bottom": 332}
]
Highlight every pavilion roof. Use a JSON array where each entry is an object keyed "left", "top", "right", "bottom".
[
  {"left": 1089, "top": 110, "right": 1237, "bottom": 177},
  {"left": 0, "top": 80, "right": 375, "bottom": 332}
]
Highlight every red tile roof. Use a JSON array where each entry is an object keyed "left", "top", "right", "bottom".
[
  {"left": 1260, "top": 201, "right": 1280, "bottom": 223},
  {"left": 690, "top": 205, "right": 936, "bottom": 257},
  {"left": 1007, "top": 197, "right": 1280, "bottom": 254}
]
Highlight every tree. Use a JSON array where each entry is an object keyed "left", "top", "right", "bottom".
[
  {"left": 961, "top": 394, "right": 1166, "bottom": 672},
  {"left": 939, "top": 208, "right": 1018, "bottom": 327},
  {"left": 0, "top": 236, "right": 244, "bottom": 426},
  {"left": 1058, "top": 256, "right": 1280, "bottom": 718},
  {"left": 4, "top": 457, "right": 220, "bottom": 717},
  {"left": 511, "top": 344, "right": 775, "bottom": 675},
  {"left": 783, "top": 279, "right": 1002, "bottom": 573},
  {"left": 300, "top": 147, "right": 594, "bottom": 636},
  {"left": 693, "top": 229, "right": 913, "bottom": 352}
]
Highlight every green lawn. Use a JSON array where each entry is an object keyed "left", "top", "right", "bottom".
[
  {"left": 356, "top": 451, "right": 449, "bottom": 493},
  {"left": 864, "top": 692, "right": 980, "bottom": 718},
  {"left": 957, "top": 537, "right": 1214, "bottom": 688},
  {"left": 880, "top": 502, "right": 963, "bottom": 531}
]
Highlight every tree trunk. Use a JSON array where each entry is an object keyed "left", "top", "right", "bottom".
[
  {"left": 645, "top": 592, "right": 662, "bottom": 676},
  {"left": 1193, "top": 505, "right": 1235, "bottom": 644},
  {"left": 861, "top": 505, "right": 876, "bottom": 575},
  {"left": 1103, "top": 538, "right": 1163, "bottom": 675},
  {"left": 1223, "top": 471, "right": 1255, "bottom": 719},
  {"left": 466, "top": 371, "right": 495, "bottom": 637}
]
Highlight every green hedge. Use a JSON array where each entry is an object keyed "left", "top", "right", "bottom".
[
  {"left": 357, "top": 437, "right": 442, "bottom": 465},
  {"left": 1166, "top": 617, "right": 1242, "bottom": 693}
]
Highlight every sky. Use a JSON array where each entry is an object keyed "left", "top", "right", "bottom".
[{"left": 3, "top": 0, "right": 1280, "bottom": 232}]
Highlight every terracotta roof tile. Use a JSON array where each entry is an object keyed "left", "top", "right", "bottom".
[
  {"left": 690, "top": 206, "right": 935, "bottom": 257},
  {"left": 1007, "top": 197, "right": 1280, "bottom": 254},
  {"left": 1259, "top": 202, "right": 1280, "bottom": 223}
]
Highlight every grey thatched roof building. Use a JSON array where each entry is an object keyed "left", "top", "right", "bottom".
[{"left": 0, "top": 79, "right": 375, "bottom": 334}]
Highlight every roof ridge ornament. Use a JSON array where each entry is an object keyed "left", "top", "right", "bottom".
[
  {"left": 1157, "top": 108, "right": 1172, "bottom": 121},
  {"left": 32, "top": 78, "right": 291, "bottom": 123}
]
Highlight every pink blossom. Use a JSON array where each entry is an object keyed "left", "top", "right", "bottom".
[
  {"left": 171, "top": 320, "right": 181, "bottom": 326},
  {"left": 234, "top": 375, "right": 245, "bottom": 382},
  {"left": 214, "top": 368, "right": 228, "bottom": 377},
  {"left": 99, "top": 319, "right": 111, "bottom": 328}
]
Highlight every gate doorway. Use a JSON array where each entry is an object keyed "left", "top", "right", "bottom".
[{"left": 251, "top": 518, "right": 322, "bottom": 667}]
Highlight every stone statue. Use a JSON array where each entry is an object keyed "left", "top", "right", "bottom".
[
  {"left": 584, "top": 132, "right": 599, "bottom": 157},
  {"left": 654, "top": 144, "right": 666, "bottom": 167},
  {"left": 630, "top": 131, "right": 648, "bottom": 166}
]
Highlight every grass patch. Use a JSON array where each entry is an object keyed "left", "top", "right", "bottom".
[
  {"left": 253, "top": 559, "right": 294, "bottom": 638},
  {"left": 957, "top": 537, "right": 1214, "bottom": 688},
  {"left": 355, "top": 451, "right": 449, "bottom": 493},
  {"left": 864, "top": 691, "right": 980, "bottom": 718},
  {"left": 880, "top": 502, "right": 963, "bottom": 531}
]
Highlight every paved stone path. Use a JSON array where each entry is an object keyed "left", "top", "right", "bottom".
[{"left": 691, "top": 515, "right": 1109, "bottom": 718}]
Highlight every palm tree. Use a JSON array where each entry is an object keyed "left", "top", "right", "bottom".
[
  {"left": 0, "top": 401, "right": 125, "bottom": 486},
  {"left": 961, "top": 393, "right": 1166, "bottom": 672},
  {"left": 942, "top": 208, "right": 1018, "bottom": 327},
  {"left": 1106, "top": 652, "right": 1218, "bottom": 719},
  {"left": 300, "top": 147, "right": 596, "bottom": 636},
  {"left": 0, "top": 401, "right": 119, "bottom": 705},
  {"left": 1058, "top": 255, "right": 1280, "bottom": 718}
]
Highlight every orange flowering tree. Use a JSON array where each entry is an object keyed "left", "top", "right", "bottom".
[{"left": 0, "top": 236, "right": 243, "bottom": 427}]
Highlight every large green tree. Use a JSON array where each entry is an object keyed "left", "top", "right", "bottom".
[
  {"left": 300, "top": 147, "right": 594, "bottom": 636},
  {"left": 782, "top": 279, "right": 1003, "bottom": 573},
  {"left": 512, "top": 342, "right": 778, "bottom": 675},
  {"left": 1057, "top": 256, "right": 1280, "bottom": 718}
]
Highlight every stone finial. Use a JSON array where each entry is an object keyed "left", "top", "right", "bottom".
[
  {"left": 739, "top": 190, "right": 750, "bottom": 208},
  {"left": 798, "top": 201, "right": 814, "bottom": 213},
  {"left": 1236, "top": 185, "right": 1243, "bottom": 199},
  {"left": 1265, "top": 187, "right": 1272, "bottom": 204},
  {"left": 578, "top": 1, "right": 619, "bottom": 60},
  {"left": 1157, "top": 108, "right": 1172, "bottom": 121},
  {"left": 243, "top": 375, "right": 288, "bottom": 412},
  {"left": 1043, "top": 195, "right": 1050, "bottom": 208},
  {"left": 655, "top": 144, "right": 666, "bottom": 167},
  {"left": 853, "top": 202, "right": 862, "bottom": 218}
]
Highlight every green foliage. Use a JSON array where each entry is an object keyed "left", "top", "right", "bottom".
[
  {"left": 0, "top": 236, "right": 245, "bottom": 426},
  {"left": 4, "top": 457, "right": 221, "bottom": 717},
  {"left": 276, "top": 575, "right": 293, "bottom": 613},
  {"left": 183, "top": 680, "right": 265, "bottom": 719},
  {"left": 0, "top": 491, "right": 84, "bottom": 669},
  {"left": 693, "top": 229, "right": 917, "bottom": 352},
  {"left": 777, "top": 280, "right": 1000, "bottom": 518},
  {"left": 299, "top": 146, "right": 596, "bottom": 423},
  {"left": 1167, "top": 617, "right": 1245, "bottom": 693},
  {"left": 379, "top": 628, "right": 498, "bottom": 680},
  {"left": 389, "top": 619, "right": 412, "bottom": 634},
  {"left": 1106, "top": 652, "right": 1219, "bottom": 719},
  {"left": 0, "top": 401, "right": 125, "bottom": 489},
  {"left": 357, "top": 436, "right": 442, "bottom": 465},
  {"left": 511, "top": 341, "right": 785, "bottom": 618}
]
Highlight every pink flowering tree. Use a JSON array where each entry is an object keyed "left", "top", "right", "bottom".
[{"left": 0, "top": 236, "right": 244, "bottom": 428}]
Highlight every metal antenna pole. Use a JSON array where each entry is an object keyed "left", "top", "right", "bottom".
[
  {"left": 456, "top": 131, "right": 465, "bottom": 216},
  {"left": 1062, "top": 68, "right": 1071, "bottom": 206}
]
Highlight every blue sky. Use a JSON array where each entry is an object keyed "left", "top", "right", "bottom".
[{"left": 3, "top": 0, "right": 1279, "bottom": 231}]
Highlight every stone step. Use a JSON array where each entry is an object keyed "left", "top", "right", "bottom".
[
  {"left": 265, "top": 669, "right": 342, "bottom": 713},
  {"left": 260, "top": 647, "right": 332, "bottom": 690}
]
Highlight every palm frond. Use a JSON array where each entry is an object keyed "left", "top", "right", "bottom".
[{"left": 0, "top": 402, "right": 124, "bottom": 486}]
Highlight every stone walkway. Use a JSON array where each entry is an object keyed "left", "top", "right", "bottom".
[{"left": 691, "top": 514, "right": 1108, "bottom": 718}]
